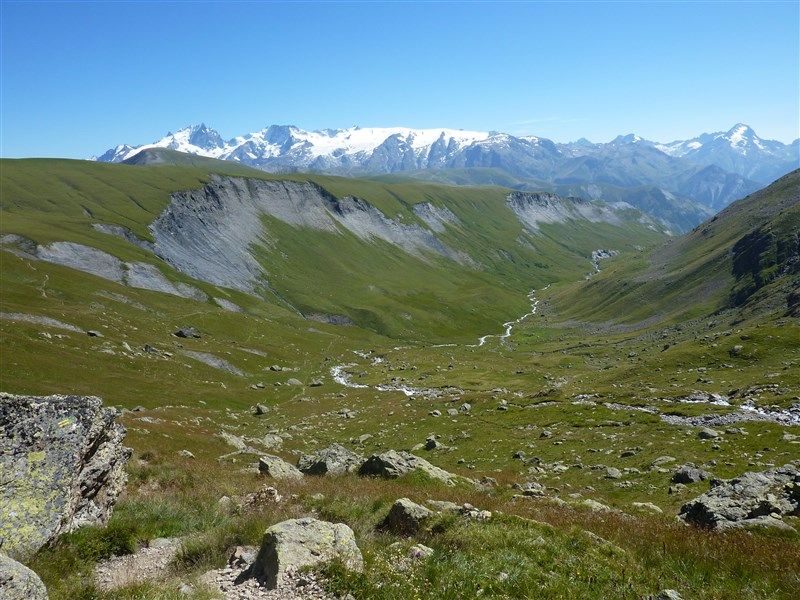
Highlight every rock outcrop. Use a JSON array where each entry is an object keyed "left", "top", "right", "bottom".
[
  {"left": 258, "top": 455, "right": 304, "bottom": 481},
  {"left": 244, "top": 517, "right": 363, "bottom": 589},
  {"left": 359, "top": 450, "right": 465, "bottom": 486},
  {"left": 297, "top": 443, "right": 364, "bottom": 476},
  {"left": 0, "top": 553, "right": 48, "bottom": 600},
  {"left": 0, "top": 393, "right": 131, "bottom": 557},
  {"left": 381, "top": 498, "right": 433, "bottom": 535},
  {"left": 679, "top": 461, "right": 800, "bottom": 531}
]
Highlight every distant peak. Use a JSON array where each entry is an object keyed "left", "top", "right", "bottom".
[
  {"left": 726, "top": 123, "right": 755, "bottom": 137},
  {"left": 611, "top": 133, "right": 643, "bottom": 144}
]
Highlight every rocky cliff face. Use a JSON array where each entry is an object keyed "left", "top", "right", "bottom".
[
  {"left": 506, "top": 191, "right": 628, "bottom": 232},
  {"left": 149, "top": 176, "right": 473, "bottom": 293},
  {"left": 0, "top": 393, "right": 131, "bottom": 558}
]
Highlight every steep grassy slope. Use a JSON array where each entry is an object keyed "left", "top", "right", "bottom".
[
  {"left": 372, "top": 167, "right": 713, "bottom": 232},
  {"left": 1, "top": 157, "right": 664, "bottom": 340},
  {"left": 550, "top": 169, "right": 800, "bottom": 324}
]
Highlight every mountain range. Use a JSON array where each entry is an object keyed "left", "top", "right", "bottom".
[{"left": 95, "top": 123, "right": 798, "bottom": 232}]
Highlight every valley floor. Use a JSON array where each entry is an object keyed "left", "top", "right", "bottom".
[{"left": 3, "top": 260, "right": 798, "bottom": 599}]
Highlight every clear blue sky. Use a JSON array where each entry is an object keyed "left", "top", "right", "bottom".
[{"left": 2, "top": 1, "right": 798, "bottom": 158}]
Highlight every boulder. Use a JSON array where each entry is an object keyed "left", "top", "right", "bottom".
[
  {"left": 653, "top": 591, "right": 682, "bottom": 600},
  {"left": 258, "top": 455, "right": 303, "bottom": 480},
  {"left": 679, "top": 461, "right": 800, "bottom": 530},
  {"left": 358, "top": 450, "right": 461, "bottom": 485},
  {"left": 698, "top": 427, "right": 720, "bottom": 440},
  {"left": 174, "top": 326, "right": 200, "bottom": 339},
  {"left": 245, "top": 517, "right": 362, "bottom": 589},
  {"left": 0, "top": 393, "right": 131, "bottom": 557},
  {"left": 0, "top": 553, "right": 48, "bottom": 600},
  {"left": 516, "top": 481, "right": 546, "bottom": 497},
  {"left": 297, "top": 443, "right": 364, "bottom": 476},
  {"left": 408, "top": 543, "right": 434, "bottom": 560},
  {"left": 381, "top": 498, "right": 433, "bottom": 535},
  {"left": 671, "top": 464, "right": 711, "bottom": 484}
]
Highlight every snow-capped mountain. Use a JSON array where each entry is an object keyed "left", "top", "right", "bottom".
[
  {"left": 655, "top": 124, "right": 798, "bottom": 184},
  {"left": 96, "top": 123, "right": 797, "bottom": 221},
  {"left": 96, "top": 123, "right": 500, "bottom": 172}
]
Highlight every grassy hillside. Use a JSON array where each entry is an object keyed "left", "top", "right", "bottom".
[
  {"left": 1, "top": 157, "right": 664, "bottom": 341},
  {"left": 1, "top": 160, "right": 798, "bottom": 599},
  {"left": 549, "top": 169, "right": 800, "bottom": 324}
]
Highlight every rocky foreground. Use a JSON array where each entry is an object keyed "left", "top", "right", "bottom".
[
  {"left": 1, "top": 393, "right": 798, "bottom": 599},
  {"left": 0, "top": 393, "right": 131, "bottom": 557}
]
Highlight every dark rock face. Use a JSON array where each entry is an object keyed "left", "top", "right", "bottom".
[
  {"left": 679, "top": 461, "right": 800, "bottom": 531},
  {"left": 0, "top": 393, "right": 131, "bottom": 557}
]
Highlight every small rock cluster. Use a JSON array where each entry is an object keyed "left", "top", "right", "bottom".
[{"left": 679, "top": 461, "right": 800, "bottom": 531}]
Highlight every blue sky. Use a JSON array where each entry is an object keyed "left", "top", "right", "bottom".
[{"left": 2, "top": 1, "right": 798, "bottom": 158}]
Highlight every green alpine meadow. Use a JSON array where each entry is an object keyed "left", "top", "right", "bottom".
[{"left": 1, "top": 2, "right": 799, "bottom": 599}]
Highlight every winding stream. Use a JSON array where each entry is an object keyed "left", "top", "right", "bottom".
[{"left": 330, "top": 286, "right": 548, "bottom": 396}]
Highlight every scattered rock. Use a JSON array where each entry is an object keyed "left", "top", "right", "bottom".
[
  {"left": 95, "top": 537, "right": 181, "bottom": 591},
  {"left": 228, "top": 545, "right": 259, "bottom": 569},
  {"left": 408, "top": 543, "right": 434, "bottom": 560},
  {"left": 297, "top": 444, "right": 364, "bottom": 476},
  {"left": 258, "top": 455, "right": 304, "bottom": 480},
  {"left": 516, "top": 481, "right": 546, "bottom": 497},
  {"left": 698, "top": 427, "right": 720, "bottom": 440},
  {"left": 381, "top": 498, "right": 434, "bottom": 535},
  {"left": 178, "top": 449, "right": 195, "bottom": 459},
  {"left": 652, "top": 590, "right": 683, "bottom": 600},
  {"left": 0, "top": 393, "right": 131, "bottom": 556},
  {"left": 679, "top": 461, "right": 800, "bottom": 531},
  {"left": 632, "top": 502, "right": 663, "bottom": 514},
  {"left": 252, "top": 403, "right": 269, "bottom": 416},
  {"left": 580, "top": 499, "right": 615, "bottom": 512},
  {"left": 241, "top": 485, "right": 283, "bottom": 509},
  {"left": 245, "top": 517, "right": 363, "bottom": 589},
  {"left": 426, "top": 500, "right": 461, "bottom": 513},
  {"left": 425, "top": 436, "right": 443, "bottom": 451},
  {"left": 605, "top": 467, "right": 622, "bottom": 479},
  {"left": 285, "top": 378, "right": 303, "bottom": 386},
  {"left": 174, "top": 326, "right": 200, "bottom": 339},
  {"left": 359, "top": 450, "right": 464, "bottom": 486},
  {"left": 671, "top": 464, "right": 711, "bottom": 484},
  {"left": 260, "top": 434, "right": 283, "bottom": 450}
]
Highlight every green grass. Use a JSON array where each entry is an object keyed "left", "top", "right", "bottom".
[{"left": 2, "top": 160, "right": 799, "bottom": 598}]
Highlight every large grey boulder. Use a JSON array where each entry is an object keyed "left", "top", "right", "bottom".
[
  {"left": 359, "top": 450, "right": 462, "bottom": 486},
  {"left": 671, "top": 464, "right": 711, "bottom": 484},
  {"left": 0, "top": 554, "right": 48, "bottom": 600},
  {"left": 381, "top": 498, "right": 433, "bottom": 535},
  {"left": 0, "top": 393, "right": 131, "bottom": 557},
  {"left": 297, "top": 443, "right": 364, "bottom": 476},
  {"left": 679, "top": 461, "right": 800, "bottom": 530},
  {"left": 258, "top": 455, "right": 304, "bottom": 480},
  {"left": 245, "top": 517, "right": 362, "bottom": 589}
]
